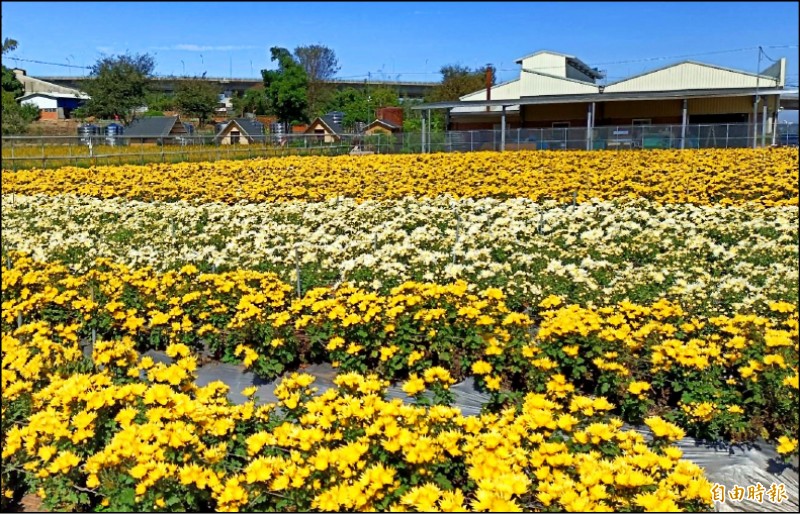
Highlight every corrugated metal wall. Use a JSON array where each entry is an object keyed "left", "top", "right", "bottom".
[
  {"left": 520, "top": 53, "right": 566, "bottom": 77},
  {"left": 604, "top": 62, "right": 780, "bottom": 93},
  {"left": 454, "top": 80, "right": 521, "bottom": 113},
  {"left": 604, "top": 100, "right": 682, "bottom": 118},
  {"left": 687, "top": 96, "right": 753, "bottom": 115},
  {"left": 520, "top": 73, "right": 599, "bottom": 96}
]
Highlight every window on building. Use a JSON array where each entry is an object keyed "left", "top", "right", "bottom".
[
  {"left": 230, "top": 130, "right": 240, "bottom": 145},
  {"left": 315, "top": 128, "right": 325, "bottom": 142}
]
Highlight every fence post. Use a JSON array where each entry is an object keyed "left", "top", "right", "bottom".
[
  {"left": 90, "top": 288, "right": 96, "bottom": 348},
  {"left": 294, "top": 245, "right": 302, "bottom": 298},
  {"left": 470, "top": 131, "right": 474, "bottom": 152},
  {"left": 421, "top": 116, "right": 426, "bottom": 154},
  {"left": 452, "top": 204, "right": 461, "bottom": 265},
  {"left": 11, "top": 139, "right": 16, "bottom": 171}
]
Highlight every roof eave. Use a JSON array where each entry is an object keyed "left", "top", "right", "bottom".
[{"left": 413, "top": 87, "right": 785, "bottom": 110}]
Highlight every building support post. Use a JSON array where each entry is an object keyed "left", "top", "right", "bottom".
[
  {"left": 752, "top": 95, "right": 760, "bottom": 148},
  {"left": 761, "top": 104, "right": 768, "bottom": 147},
  {"left": 427, "top": 109, "right": 432, "bottom": 153},
  {"left": 421, "top": 113, "right": 426, "bottom": 154},
  {"left": 500, "top": 106, "right": 506, "bottom": 152},
  {"left": 586, "top": 103, "right": 594, "bottom": 151},
  {"left": 680, "top": 99, "right": 688, "bottom": 150},
  {"left": 772, "top": 110, "right": 779, "bottom": 146}
]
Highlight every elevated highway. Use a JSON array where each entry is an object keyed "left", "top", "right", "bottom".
[{"left": 34, "top": 75, "right": 438, "bottom": 99}]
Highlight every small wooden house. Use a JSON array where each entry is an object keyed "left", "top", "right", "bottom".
[
  {"left": 304, "top": 115, "right": 343, "bottom": 143},
  {"left": 363, "top": 118, "right": 402, "bottom": 135},
  {"left": 214, "top": 118, "right": 267, "bottom": 145}
]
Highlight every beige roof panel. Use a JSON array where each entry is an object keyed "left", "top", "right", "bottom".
[{"left": 604, "top": 61, "right": 780, "bottom": 93}]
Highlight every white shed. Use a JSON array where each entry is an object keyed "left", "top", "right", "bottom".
[{"left": 17, "top": 92, "right": 90, "bottom": 119}]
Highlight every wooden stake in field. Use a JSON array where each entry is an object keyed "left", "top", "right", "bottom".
[{"left": 295, "top": 245, "right": 302, "bottom": 298}]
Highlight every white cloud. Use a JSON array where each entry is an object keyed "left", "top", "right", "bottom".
[
  {"left": 96, "top": 46, "right": 115, "bottom": 54},
  {"left": 152, "top": 44, "right": 258, "bottom": 52}
]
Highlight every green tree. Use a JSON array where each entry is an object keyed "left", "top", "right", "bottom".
[
  {"left": 2, "top": 91, "right": 39, "bottom": 135},
  {"left": 78, "top": 52, "right": 155, "bottom": 124},
  {"left": 294, "top": 44, "right": 340, "bottom": 119},
  {"left": 145, "top": 91, "right": 175, "bottom": 112},
  {"left": 174, "top": 78, "right": 219, "bottom": 127},
  {"left": 326, "top": 86, "right": 400, "bottom": 128},
  {"left": 1, "top": 37, "right": 38, "bottom": 134},
  {"left": 2, "top": 37, "right": 24, "bottom": 99},
  {"left": 262, "top": 47, "right": 308, "bottom": 125},
  {"left": 232, "top": 88, "right": 269, "bottom": 117},
  {"left": 427, "top": 63, "right": 496, "bottom": 102},
  {"left": 2, "top": 37, "right": 17, "bottom": 54},
  {"left": 401, "top": 64, "right": 494, "bottom": 133}
]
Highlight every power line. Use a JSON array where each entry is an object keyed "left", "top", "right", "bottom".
[
  {"left": 10, "top": 43, "right": 797, "bottom": 78},
  {"left": 385, "top": 44, "right": 800, "bottom": 78},
  {"left": 2, "top": 56, "right": 91, "bottom": 69}
]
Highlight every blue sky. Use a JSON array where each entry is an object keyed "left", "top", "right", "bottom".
[{"left": 2, "top": 1, "right": 798, "bottom": 88}]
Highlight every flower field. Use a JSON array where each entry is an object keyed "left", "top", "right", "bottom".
[
  {"left": 1, "top": 142, "right": 349, "bottom": 170},
  {"left": 2, "top": 148, "right": 799, "bottom": 512}
]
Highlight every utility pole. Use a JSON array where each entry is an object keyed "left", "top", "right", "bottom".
[{"left": 752, "top": 46, "right": 762, "bottom": 149}]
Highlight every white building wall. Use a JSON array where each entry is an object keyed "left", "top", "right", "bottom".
[
  {"left": 604, "top": 62, "right": 780, "bottom": 93},
  {"left": 519, "top": 72, "right": 600, "bottom": 96},
  {"left": 453, "top": 80, "right": 521, "bottom": 114},
  {"left": 519, "top": 53, "right": 567, "bottom": 77},
  {"left": 20, "top": 96, "right": 58, "bottom": 109}
]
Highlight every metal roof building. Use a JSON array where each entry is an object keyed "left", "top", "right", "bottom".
[{"left": 413, "top": 50, "right": 793, "bottom": 150}]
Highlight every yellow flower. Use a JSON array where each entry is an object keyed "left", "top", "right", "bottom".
[
  {"left": 776, "top": 435, "right": 798, "bottom": 455},
  {"left": 471, "top": 360, "right": 493, "bottom": 375},
  {"left": 326, "top": 337, "right": 345, "bottom": 351},
  {"left": 627, "top": 381, "right": 651, "bottom": 396},
  {"left": 402, "top": 375, "right": 426, "bottom": 396},
  {"left": 241, "top": 386, "right": 258, "bottom": 397},
  {"left": 407, "top": 350, "right": 425, "bottom": 366},
  {"left": 484, "top": 375, "right": 501, "bottom": 391},
  {"left": 379, "top": 345, "right": 399, "bottom": 362},
  {"left": 539, "top": 295, "right": 563, "bottom": 309}
]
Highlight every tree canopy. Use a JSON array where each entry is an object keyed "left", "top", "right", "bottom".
[
  {"left": 174, "top": 78, "right": 219, "bottom": 127},
  {"left": 2, "top": 91, "right": 39, "bottom": 135},
  {"left": 427, "top": 64, "right": 496, "bottom": 103},
  {"left": 232, "top": 88, "right": 270, "bottom": 117},
  {"left": 326, "top": 86, "right": 400, "bottom": 128},
  {"left": 144, "top": 91, "right": 175, "bottom": 113},
  {"left": 2, "top": 37, "right": 24, "bottom": 99},
  {"left": 77, "top": 52, "right": 156, "bottom": 124},
  {"left": 2, "top": 37, "right": 39, "bottom": 135},
  {"left": 262, "top": 47, "right": 308, "bottom": 125},
  {"left": 294, "top": 44, "right": 340, "bottom": 120}
]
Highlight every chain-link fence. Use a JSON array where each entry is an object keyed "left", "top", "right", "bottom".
[{"left": 2, "top": 122, "right": 798, "bottom": 170}]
